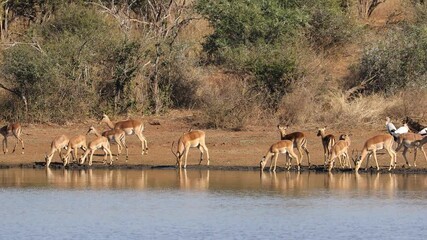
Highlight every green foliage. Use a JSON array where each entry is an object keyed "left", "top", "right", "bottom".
[
  {"left": 3, "top": 0, "right": 69, "bottom": 22},
  {"left": 306, "top": 0, "right": 354, "bottom": 50},
  {"left": 355, "top": 24, "right": 427, "bottom": 95},
  {"left": 109, "top": 41, "right": 142, "bottom": 113},
  {"left": 196, "top": 0, "right": 308, "bottom": 109},
  {"left": 0, "top": 3, "right": 123, "bottom": 122},
  {"left": 196, "top": 0, "right": 356, "bottom": 109},
  {"left": 196, "top": 0, "right": 306, "bottom": 54}
]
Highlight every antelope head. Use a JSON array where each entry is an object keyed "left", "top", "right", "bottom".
[
  {"left": 351, "top": 150, "right": 361, "bottom": 171},
  {"left": 316, "top": 126, "right": 327, "bottom": 137},
  {"left": 86, "top": 126, "right": 96, "bottom": 135},
  {"left": 277, "top": 124, "right": 288, "bottom": 136},
  {"left": 171, "top": 141, "right": 184, "bottom": 166},
  {"left": 99, "top": 114, "right": 109, "bottom": 125},
  {"left": 78, "top": 156, "right": 84, "bottom": 165},
  {"left": 260, "top": 156, "right": 267, "bottom": 171}
]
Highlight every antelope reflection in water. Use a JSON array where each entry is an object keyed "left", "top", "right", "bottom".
[
  {"left": 258, "top": 171, "right": 427, "bottom": 196},
  {"left": 45, "top": 168, "right": 147, "bottom": 189},
  {"left": 260, "top": 171, "right": 305, "bottom": 194},
  {"left": 178, "top": 169, "right": 210, "bottom": 191}
]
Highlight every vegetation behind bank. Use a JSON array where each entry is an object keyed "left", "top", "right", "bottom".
[{"left": 0, "top": 0, "right": 425, "bottom": 128}]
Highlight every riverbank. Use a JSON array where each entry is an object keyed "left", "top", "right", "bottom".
[
  {"left": 0, "top": 113, "right": 425, "bottom": 173},
  {"left": 1, "top": 162, "right": 427, "bottom": 175}
]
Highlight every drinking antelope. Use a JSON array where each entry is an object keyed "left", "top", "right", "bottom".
[
  {"left": 260, "top": 140, "right": 299, "bottom": 172},
  {"left": 99, "top": 114, "right": 147, "bottom": 155},
  {"left": 395, "top": 133, "right": 427, "bottom": 167},
  {"left": 353, "top": 134, "right": 397, "bottom": 172},
  {"left": 0, "top": 123, "right": 24, "bottom": 154},
  {"left": 45, "top": 135, "right": 69, "bottom": 167},
  {"left": 327, "top": 134, "right": 351, "bottom": 171},
  {"left": 277, "top": 125, "right": 310, "bottom": 166},
  {"left": 62, "top": 135, "right": 87, "bottom": 166},
  {"left": 87, "top": 126, "right": 128, "bottom": 161},
  {"left": 317, "top": 127, "right": 335, "bottom": 166},
  {"left": 171, "top": 130, "right": 209, "bottom": 169},
  {"left": 80, "top": 126, "right": 113, "bottom": 166}
]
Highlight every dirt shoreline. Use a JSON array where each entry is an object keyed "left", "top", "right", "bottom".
[
  {"left": 2, "top": 162, "right": 427, "bottom": 174},
  {"left": 0, "top": 115, "right": 426, "bottom": 174}
]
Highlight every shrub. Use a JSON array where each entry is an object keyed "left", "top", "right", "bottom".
[
  {"left": 306, "top": 1, "right": 355, "bottom": 51},
  {"left": 0, "top": 3, "right": 123, "bottom": 122},
  {"left": 354, "top": 24, "right": 427, "bottom": 95},
  {"left": 196, "top": 0, "right": 356, "bottom": 111},
  {"left": 198, "top": 78, "right": 262, "bottom": 130},
  {"left": 196, "top": 0, "right": 308, "bottom": 109}
]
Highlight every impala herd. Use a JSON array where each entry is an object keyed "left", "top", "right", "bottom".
[{"left": 0, "top": 116, "right": 427, "bottom": 173}]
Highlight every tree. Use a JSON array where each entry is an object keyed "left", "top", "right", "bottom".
[
  {"left": 358, "top": 0, "right": 387, "bottom": 18},
  {"left": 0, "top": 3, "right": 123, "bottom": 122},
  {"left": 89, "top": 0, "right": 194, "bottom": 114},
  {"left": 196, "top": 0, "right": 307, "bottom": 109}
]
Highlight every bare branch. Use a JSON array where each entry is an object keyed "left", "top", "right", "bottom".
[
  {"left": 345, "top": 76, "right": 376, "bottom": 98},
  {"left": 0, "top": 82, "right": 19, "bottom": 96}
]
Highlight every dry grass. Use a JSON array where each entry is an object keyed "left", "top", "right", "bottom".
[
  {"left": 385, "top": 89, "right": 427, "bottom": 121},
  {"left": 276, "top": 86, "right": 405, "bottom": 129},
  {"left": 323, "top": 91, "right": 399, "bottom": 126}
]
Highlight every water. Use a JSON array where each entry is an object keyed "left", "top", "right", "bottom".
[{"left": 1, "top": 169, "right": 427, "bottom": 239}]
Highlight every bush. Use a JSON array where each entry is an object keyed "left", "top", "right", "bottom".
[
  {"left": 354, "top": 24, "right": 427, "bottom": 95},
  {"left": 306, "top": 1, "right": 355, "bottom": 51},
  {"left": 0, "top": 3, "right": 123, "bottom": 122},
  {"left": 196, "top": 0, "right": 308, "bottom": 109},
  {"left": 196, "top": 0, "right": 357, "bottom": 111},
  {"left": 198, "top": 77, "right": 262, "bottom": 130}
]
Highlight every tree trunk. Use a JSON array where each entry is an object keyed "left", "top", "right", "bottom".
[
  {"left": 152, "top": 43, "right": 162, "bottom": 115},
  {"left": 3, "top": 6, "right": 9, "bottom": 39},
  {"left": 21, "top": 95, "right": 28, "bottom": 120},
  {"left": 0, "top": 83, "right": 28, "bottom": 120},
  {"left": 358, "top": 0, "right": 386, "bottom": 18}
]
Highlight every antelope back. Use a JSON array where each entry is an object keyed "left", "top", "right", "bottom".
[
  {"left": 52, "top": 135, "right": 69, "bottom": 149},
  {"left": 102, "top": 128, "right": 125, "bottom": 137},
  {"left": 332, "top": 140, "right": 348, "bottom": 156},
  {"left": 0, "top": 123, "right": 20, "bottom": 136},
  {"left": 177, "top": 130, "right": 205, "bottom": 153},
  {"left": 282, "top": 132, "right": 305, "bottom": 141},
  {"left": 89, "top": 136, "right": 109, "bottom": 149},
  {"left": 271, "top": 140, "right": 294, "bottom": 152},
  {"left": 69, "top": 135, "right": 86, "bottom": 146},
  {"left": 115, "top": 119, "right": 143, "bottom": 130},
  {"left": 398, "top": 133, "right": 423, "bottom": 142},
  {"left": 365, "top": 134, "right": 393, "bottom": 149}
]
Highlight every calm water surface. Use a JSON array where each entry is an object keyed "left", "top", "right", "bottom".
[{"left": 1, "top": 168, "right": 427, "bottom": 239}]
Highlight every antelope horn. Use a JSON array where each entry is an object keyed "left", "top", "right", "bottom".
[{"left": 171, "top": 141, "right": 177, "bottom": 158}]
